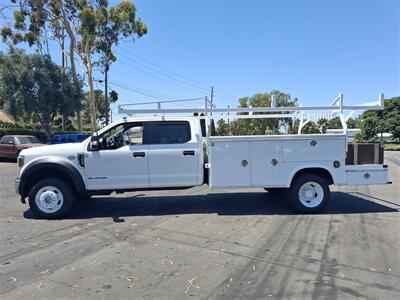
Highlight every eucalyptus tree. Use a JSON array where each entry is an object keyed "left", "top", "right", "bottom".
[{"left": 1, "top": 0, "right": 147, "bottom": 132}]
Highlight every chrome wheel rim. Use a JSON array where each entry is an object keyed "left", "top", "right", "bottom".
[
  {"left": 35, "top": 186, "right": 64, "bottom": 213},
  {"left": 298, "top": 181, "right": 324, "bottom": 208}
]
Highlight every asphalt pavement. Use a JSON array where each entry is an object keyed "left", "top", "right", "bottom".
[{"left": 0, "top": 152, "right": 399, "bottom": 299}]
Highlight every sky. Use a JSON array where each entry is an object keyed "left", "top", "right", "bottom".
[{"left": 1, "top": 0, "right": 399, "bottom": 119}]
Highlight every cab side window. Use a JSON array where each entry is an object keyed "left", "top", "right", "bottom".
[
  {"left": 147, "top": 121, "right": 191, "bottom": 144},
  {"left": 99, "top": 123, "right": 144, "bottom": 150}
]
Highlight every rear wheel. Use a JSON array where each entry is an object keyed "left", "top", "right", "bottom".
[
  {"left": 288, "top": 174, "right": 329, "bottom": 213},
  {"left": 28, "top": 178, "right": 75, "bottom": 219}
]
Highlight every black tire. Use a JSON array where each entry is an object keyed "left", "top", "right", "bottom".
[
  {"left": 79, "top": 193, "right": 93, "bottom": 201},
  {"left": 288, "top": 174, "right": 330, "bottom": 213},
  {"left": 28, "top": 178, "right": 75, "bottom": 219}
]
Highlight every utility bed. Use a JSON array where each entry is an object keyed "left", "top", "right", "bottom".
[{"left": 208, "top": 134, "right": 388, "bottom": 188}]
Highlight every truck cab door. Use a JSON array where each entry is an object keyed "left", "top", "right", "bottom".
[
  {"left": 84, "top": 122, "right": 149, "bottom": 190},
  {"left": 147, "top": 121, "right": 199, "bottom": 188}
]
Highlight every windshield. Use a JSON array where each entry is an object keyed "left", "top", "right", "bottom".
[{"left": 16, "top": 136, "right": 40, "bottom": 144}]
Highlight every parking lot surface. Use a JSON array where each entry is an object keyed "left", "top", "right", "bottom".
[{"left": 0, "top": 152, "right": 399, "bottom": 299}]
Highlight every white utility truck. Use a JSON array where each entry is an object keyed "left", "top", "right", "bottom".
[{"left": 15, "top": 94, "right": 389, "bottom": 218}]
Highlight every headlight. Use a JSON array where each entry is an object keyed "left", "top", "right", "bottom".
[{"left": 17, "top": 156, "right": 25, "bottom": 168}]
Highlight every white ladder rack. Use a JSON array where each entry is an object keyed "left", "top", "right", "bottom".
[{"left": 117, "top": 93, "right": 385, "bottom": 135}]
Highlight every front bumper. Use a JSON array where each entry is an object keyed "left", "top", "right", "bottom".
[{"left": 15, "top": 178, "right": 25, "bottom": 204}]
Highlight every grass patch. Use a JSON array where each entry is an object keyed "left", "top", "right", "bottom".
[{"left": 384, "top": 143, "right": 400, "bottom": 151}]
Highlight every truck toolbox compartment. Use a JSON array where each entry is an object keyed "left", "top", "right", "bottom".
[
  {"left": 346, "top": 143, "right": 384, "bottom": 165},
  {"left": 211, "top": 141, "right": 251, "bottom": 187},
  {"left": 282, "top": 138, "right": 346, "bottom": 162},
  {"left": 345, "top": 165, "right": 388, "bottom": 185},
  {"left": 210, "top": 139, "right": 282, "bottom": 188}
]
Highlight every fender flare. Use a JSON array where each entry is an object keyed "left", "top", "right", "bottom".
[
  {"left": 19, "top": 157, "right": 86, "bottom": 197},
  {"left": 287, "top": 166, "right": 335, "bottom": 187}
]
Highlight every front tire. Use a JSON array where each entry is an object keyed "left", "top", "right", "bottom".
[
  {"left": 28, "top": 178, "right": 75, "bottom": 219},
  {"left": 288, "top": 174, "right": 330, "bottom": 213}
]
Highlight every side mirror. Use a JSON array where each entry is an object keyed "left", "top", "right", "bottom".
[{"left": 89, "top": 135, "right": 100, "bottom": 151}]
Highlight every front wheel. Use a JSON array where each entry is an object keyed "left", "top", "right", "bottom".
[
  {"left": 28, "top": 178, "right": 75, "bottom": 219},
  {"left": 288, "top": 174, "right": 330, "bottom": 213}
]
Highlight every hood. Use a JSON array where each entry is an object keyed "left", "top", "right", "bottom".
[{"left": 20, "top": 142, "right": 85, "bottom": 157}]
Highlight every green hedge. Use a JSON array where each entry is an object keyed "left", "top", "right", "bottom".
[{"left": 0, "top": 128, "right": 92, "bottom": 143}]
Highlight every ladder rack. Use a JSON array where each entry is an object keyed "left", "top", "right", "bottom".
[{"left": 117, "top": 93, "right": 385, "bottom": 135}]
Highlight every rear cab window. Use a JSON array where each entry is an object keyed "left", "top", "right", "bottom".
[{"left": 145, "top": 121, "right": 191, "bottom": 144}]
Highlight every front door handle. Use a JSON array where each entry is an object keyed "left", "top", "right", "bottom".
[
  {"left": 183, "top": 150, "right": 195, "bottom": 156},
  {"left": 133, "top": 152, "right": 145, "bottom": 157}
]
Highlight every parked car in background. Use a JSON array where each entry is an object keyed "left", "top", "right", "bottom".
[
  {"left": 49, "top": 133, "right": 91, "bottom": 145},
  {"left": 0, "top": 135, "right": 44, "bottom": 159}
]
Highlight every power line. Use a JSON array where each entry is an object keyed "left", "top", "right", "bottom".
[
  {"left": 111, "top": 80, "right": 179, "bottom": 100},
  {"left": 116, "top": 54, "right": 209, "bottom": 96},
  {"left": 96, "top": 77, "right": 179, "bottom": 100},
  {"left": 107, "top": 81, "right": 165, "bottom": 100},
  {"left": 119, "top": 47, "right": 210, "bottom": 90},
  {"left": 117, "top": 46, "right": 238, "bottom": 106},
  {"left": 119, "top": 48, "right": 209, "bottom": 93},
  {"left": 107, "top": 81, "right": 193, "bottom": 108},
  {"left": 214, "top": 88, "right": 239, "bottom": 102},
  {"left": 118, "top": 54, "right": 237, "bottom": 106}
]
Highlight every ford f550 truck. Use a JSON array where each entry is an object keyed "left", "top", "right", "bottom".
[{"left": 15, "top": 94, "right": 389, "bottom": 218}]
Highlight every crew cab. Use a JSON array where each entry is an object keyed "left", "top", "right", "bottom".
[{"left": 15, "top": 115, "right": 389, "bottom": 219}]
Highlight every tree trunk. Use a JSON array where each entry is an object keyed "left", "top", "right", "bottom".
[
  {"left": 58, "top": 0, "right": 82, "bottom": 132},
  {"left": 87, "top": 59, "right": 97, "bottom": 132},
  {"left": 42, "top": 119, "right": 52, "bottom": 143}
]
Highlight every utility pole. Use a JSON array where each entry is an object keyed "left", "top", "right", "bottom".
[{"left": 104, "top": 61, "right": 109, "bottom": 125}]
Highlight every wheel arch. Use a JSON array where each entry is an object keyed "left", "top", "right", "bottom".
[
  {"left": 19, "top": 158, "right": 85, "bottom": 198},
  {"left": 289, "top": 167, "right": 334, "bottom": 187}
]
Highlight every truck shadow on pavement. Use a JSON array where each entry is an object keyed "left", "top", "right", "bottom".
[
  {"left": 24, "top": 191, "right": 399, "bottom": 221},
  {"left": 0, "top": 158, "right": 17, "bottom": 163}
]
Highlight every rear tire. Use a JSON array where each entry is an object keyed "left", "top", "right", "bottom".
[
  {"left": 288, "top": 174, "right": 329, "bottom": 213},
  {"left": 28, "top": 178, "right": 75, "bottom": 219}
]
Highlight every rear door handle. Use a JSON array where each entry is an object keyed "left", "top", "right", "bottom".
[
  {"left": 133, "top": 152, "right": 145, "bottom": 157},
  {"left": 183, "top": 150, "right": 195, "bottom": 156}
]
